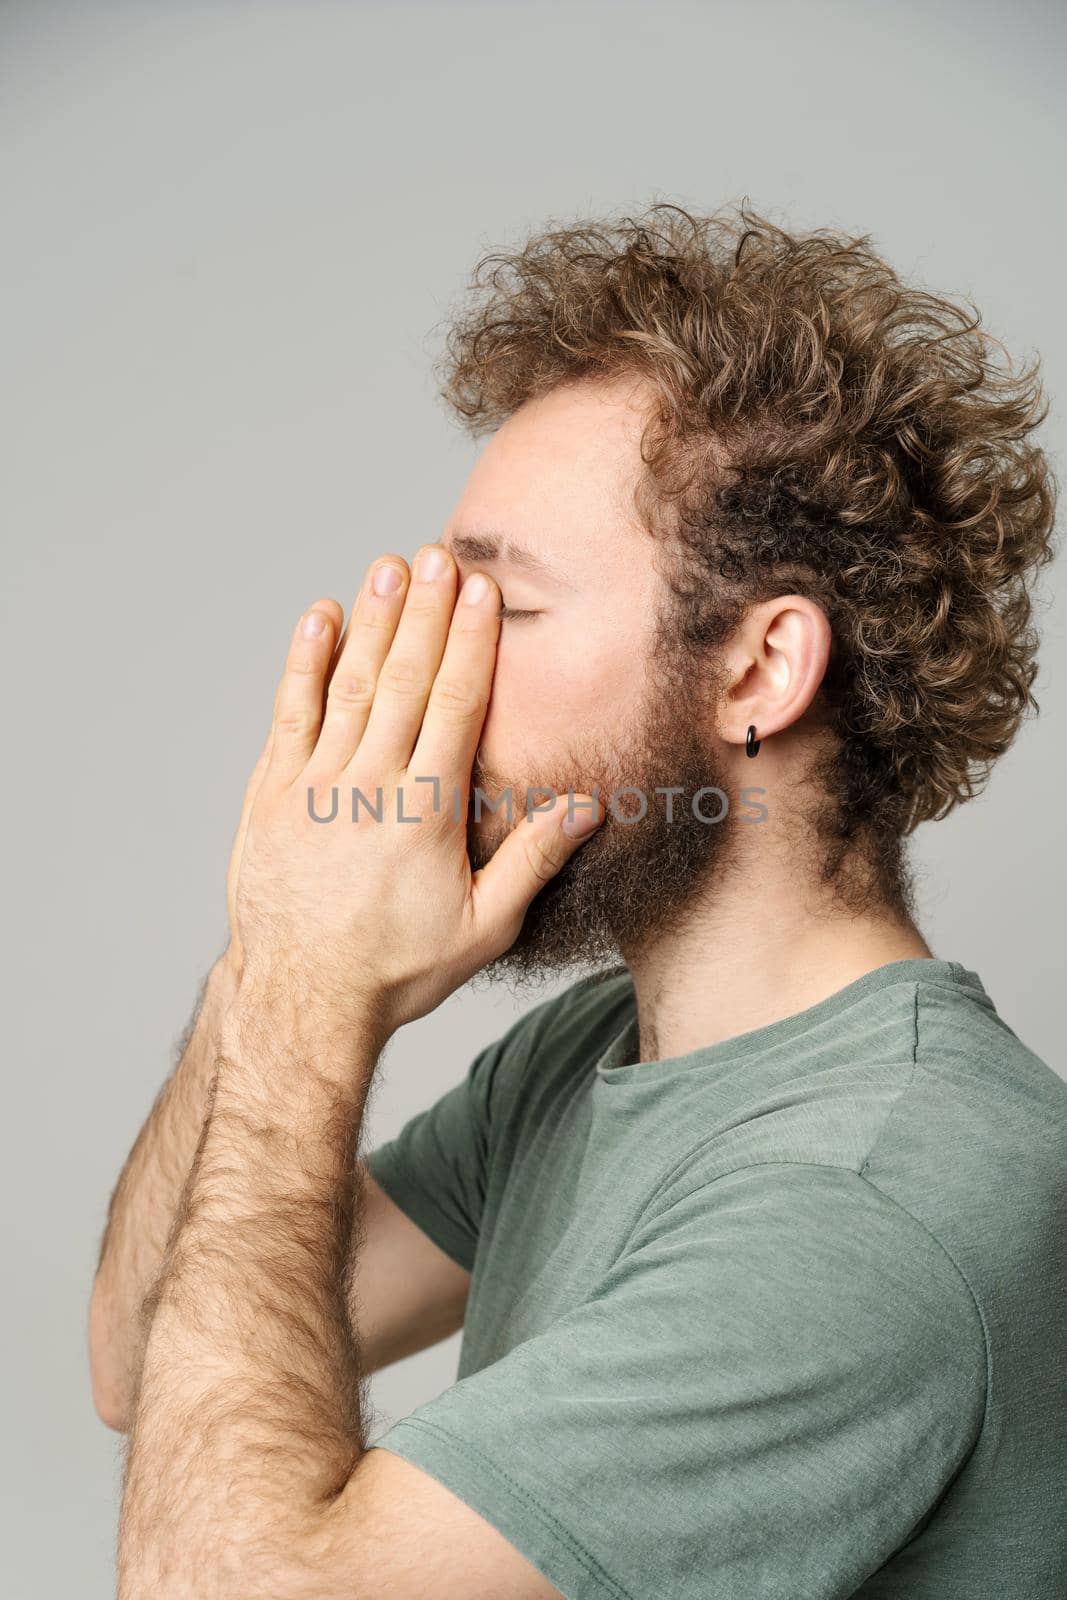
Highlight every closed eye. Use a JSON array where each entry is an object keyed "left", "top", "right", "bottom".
[{"left": 498, "top": 605, "right": 541, "bottom": 621}]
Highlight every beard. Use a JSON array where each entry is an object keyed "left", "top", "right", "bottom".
[{"left": 465, "top": 664, "right": 737, "bottom": 990}]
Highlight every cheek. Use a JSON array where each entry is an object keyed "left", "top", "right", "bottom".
[{"left": 479, "top": 624, "right": 636, "bottom": 774}]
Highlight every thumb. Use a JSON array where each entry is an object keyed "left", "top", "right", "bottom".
[{"left": 470, "top": 793, "right": 603, "bottom": 945}]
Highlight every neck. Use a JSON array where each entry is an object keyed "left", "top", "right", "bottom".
[{"left": 622, "top": 846, "right": 932, "bottom": 1064}]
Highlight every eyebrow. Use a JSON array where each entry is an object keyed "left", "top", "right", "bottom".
[{"left": 447, "top": 530, "right": 576, "bottom": 588}]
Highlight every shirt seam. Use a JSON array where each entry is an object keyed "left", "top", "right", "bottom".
[
  {"left": 621, "top": 1153, "right": 991, "bottom": 1469},
  {"left": 380, "top": 1412, "right": 636, "bottom": 1600},
  {"left": 620, "top": 982, "right": 924, "bottom": 1240},
  {"left": 598, "top": 970, "right": 963, "bottom": 1084},
  {"left": 857, "top": 983, "right": 920, "bottom": 1180},
  {"left": 620, "top": 979, "right": 991, "bottom": 1459},
  {"left": 392, "top": 1161, "right": 989, "bottom": 1595},
  {"left": 860, "top": 982, "right": 995, "bottom": 1463},
  {"left": 625, "top": 965, "right": 993, "bottom": 1481},
  {"left": 855, "top": 1164, "right": 992, "bottom": 1481}
]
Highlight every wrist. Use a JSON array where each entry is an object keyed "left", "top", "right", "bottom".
[
  {"left": 220, "top": 961, "right": 391, "bottom": 1084},
  {"left": 174, "top": 954, "right": 239, "bottom": 1072}
]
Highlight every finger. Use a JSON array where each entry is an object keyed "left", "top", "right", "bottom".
[
  {"left": 314, "top": 557, "right": 410, "bottom": 770},
  {"left": 353, "top": 543, "right": 458, "bottom": 772},
  {"left": 469, "top": 793, "right": 603, "bottom": 951},
  {"left": 268, "top": 598, "right": 342, "bottom": 784},
  {"left": 408, "top": 568, "right": 500, "bottom": 794}
]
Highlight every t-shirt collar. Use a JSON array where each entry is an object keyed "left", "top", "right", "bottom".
[{"left": 593, "top": 956, "right": 987, "bottom": 1084}]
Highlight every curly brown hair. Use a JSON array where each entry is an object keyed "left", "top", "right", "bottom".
[{"left": 434, "top": 201, "right": 1057, "bottom": 909}]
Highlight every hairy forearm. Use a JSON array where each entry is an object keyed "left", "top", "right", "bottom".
[
  {"left": 117, "top": 981, "right": 385, "bottom": 1598},
  {"left": 92, "top": 955, "right": 240, "bottom": 1426}
]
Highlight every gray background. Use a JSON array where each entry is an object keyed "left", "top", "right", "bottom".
[{"left": 3, "top": 2, "right": 1064, "bottom": 1594}]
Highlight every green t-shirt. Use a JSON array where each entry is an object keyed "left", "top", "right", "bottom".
[{"left": 364, "top": 957, "right": 1067, "bottom": 1599}]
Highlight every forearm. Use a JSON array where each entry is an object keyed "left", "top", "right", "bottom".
[
  {"left": 117, "top": 982, "right": 384, "bottom": 1597},
  {"left": 91, "top": 953, "right": 239, "bottom": 1426},
  {"left": 114, "top": 552, "right": 589, "bottom": 1592}
]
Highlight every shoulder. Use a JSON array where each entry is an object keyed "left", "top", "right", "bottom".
[
  {"left": 644, "top": 1160, "right": 987, "bottom": 1358},
  {"left": 873, "top": 973, "right": 1067, "bottom": 1182},
  {"left": 912, "top": 973, "right": 1065, "bottom": 1102},
  {"left": 855, "top": 975, "right": 1067, "bottom": 1315}
]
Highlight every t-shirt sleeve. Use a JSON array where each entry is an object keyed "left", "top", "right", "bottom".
[
  {"left": 362, "top": 1033, "right": 503, "bottom": 1273},
  {"left": 368, "top": 1161, "right": 988, "bottom": 1600}
]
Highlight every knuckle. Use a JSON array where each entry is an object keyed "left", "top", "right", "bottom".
[
  {"left": 451, "top": 606, "right": 491, "bottom": 635},
  {"left": 355, "top": 610, "right": 395, "bottom": 636},
  {"left": 528, "top": 834, "right": 561, "bottom": 885},
  {"left": 398, "top": 781, "right": 442, "bottom": 823},
  {"left": 287, "top": 653, "right": 321, "bottom": 677},
  {"left": 405, "top": 590, "right": 447, "bottom": 618},
  {"left": 380, "top": 658, "right": 424, "bottom": 696},
  {"left": 274, "top": 709, "right": 317, "bottom": 738},
  {"left": 304, "top": 777, "right": 340, "bottom": 818},
  {"left": 328, "top": 672, "right": 376, "bottom": 711},
  {"left": 429, "top": 678, "right": 481, "bottom": 719}
]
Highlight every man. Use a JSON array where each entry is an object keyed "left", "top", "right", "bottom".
[{"left": 91, "top": 203, "right": 1066, "bottom": 1598}]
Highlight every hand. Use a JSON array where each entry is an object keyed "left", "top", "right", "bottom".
[
  {"left": 222, "top": 603, "right": 354, "bottom": 979},
  {"left": 226, "top": 544, "right": 602, "bottom": 1038},
  {"left": 223, "top": 724, "right": 276, "bottom": 978}
]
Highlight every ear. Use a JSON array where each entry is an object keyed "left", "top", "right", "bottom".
[{"left": 716, "top": 594, "right": 831, "bottom": 751}]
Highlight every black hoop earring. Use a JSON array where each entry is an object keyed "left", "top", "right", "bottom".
[{"left": 746, "top": 725, "right": 760, "bottom": 758}]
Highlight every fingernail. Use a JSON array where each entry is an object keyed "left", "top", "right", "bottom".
[
  {"left": 372, "top": 563, "right": 404, "bottom": 597},
  {"left": 302, "top": 610, "right": 328, "bottom": 638},
  {"left": 561, "top": 796, "right": 602, "bottom": 837},
  {"left": 415, "top": 546, "right": 448, "bottom": 582},
  {"left": 461, "top": 573, "right": 490, "bottom": 605}
]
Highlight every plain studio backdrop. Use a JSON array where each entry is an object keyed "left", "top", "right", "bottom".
[{"left": 2, "top": 3, "right": 1064, "bottom": 1594}]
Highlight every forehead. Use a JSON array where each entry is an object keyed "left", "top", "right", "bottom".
[{"left": 442, "top": 376, "right": 657, "bottom": 580}]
